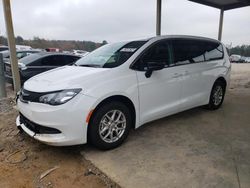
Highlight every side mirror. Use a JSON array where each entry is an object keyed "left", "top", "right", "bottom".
[{"left": 145, "top": 62, "right": 164, "bottom": 78}]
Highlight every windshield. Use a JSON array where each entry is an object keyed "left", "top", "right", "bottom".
[
  {"left": 75, "top": 41, "right": 147, "bottom": 68},
  {"left": 19, "top": 53, "right": 42, "bottom": 65}
]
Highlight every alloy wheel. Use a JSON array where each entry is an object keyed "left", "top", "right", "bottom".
[
  {"left": 99, "top": 110, "right": 127, "bottom": 143},
  {"left": 213, "top": 85, "right": 223, "bottom": 106}
]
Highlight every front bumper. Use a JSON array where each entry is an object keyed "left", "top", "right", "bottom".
[
  {"left": 16, "top": 93, "right": 96, "bottom": 146},
  {"left": 16, "top": 115, "right": 67, "bottom": 144}
]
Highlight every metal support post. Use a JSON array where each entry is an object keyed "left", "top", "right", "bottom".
[
  {"left": 156, "top": 0, "right": 162, "bottom": 36},
  {"left": 2, "top": 0, "right": 21, "bottom": 92},
  {"left": 218, "top": 9, "right": 224, "bottom": 41}
]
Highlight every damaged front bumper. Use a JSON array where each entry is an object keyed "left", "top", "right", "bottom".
[{"left": 16, "top": 115, "right": 67, "bottom": 146}]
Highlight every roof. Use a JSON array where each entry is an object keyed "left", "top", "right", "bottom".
[
  {"left": 188, "top": 0, "right": 250, "bottom": 10},
  {"left": 36, "top": 52, "right": 81, "bottom": 57},
  {"left": 151, "top": 35, "right": 221, "bottom": 43},
  {"left": 16, "top": 49, "right": 41, "bottom": 53}
]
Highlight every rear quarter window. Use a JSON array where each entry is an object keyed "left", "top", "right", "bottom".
[
  {"left": 64, "top": 55, "right": 81, "bottom": 64},
  {"left": 204, "top": 42, "right": 224, "bottom": 61},
  {"left": 41, "top": 55, "right": 65, "bottom": 66},
  {"left": 171, "top": 39, "right": 224, "bottom": 65},
  {"left": 172, "top": 39, "right": 207, "bottom": 65}
]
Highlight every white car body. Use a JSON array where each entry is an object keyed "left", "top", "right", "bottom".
[
  {"left": 72, "top": 50, "right": 89, "bottom": 57},
  {"left": 230, "top": 54, "right": 241, "bottom": 63},
  {"left": 16, "top": 35, "right": 231, "bottom": 146},
  {"left": 245, "top": 57, "right": 250, "bottom": 63}
]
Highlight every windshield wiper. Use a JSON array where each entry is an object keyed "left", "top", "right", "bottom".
[{"left": 78, "top": 64, "right": 101, "bottom": 68}]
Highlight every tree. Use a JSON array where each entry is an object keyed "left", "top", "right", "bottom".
[
  {"left": 1, "top": 35, "right": 105, "bottom": 51},
  {"left": 230, "top": 45, "right": 250, "bottom": 56},
  {"left": 102, "top": 40, "right": 108, "bottom": 45},
  {"left": 16, "top": 36, "right": 24, "bottom": 44},
  {"left": 0, "top": 36, "right": 8, "bottom": 45}
]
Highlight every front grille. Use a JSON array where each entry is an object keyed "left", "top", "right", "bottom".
[
  {"left": 19, "top": 113, "right": 61, "bottom": 134},
  {"left": 19, "top": 88, "right": 62, "bottom": 103},
  {"left": 4, "top": 63, "right": 12, "bottom": 76},
  {"left": 19, "top": 89, "right": 43, "bottom": 103}
]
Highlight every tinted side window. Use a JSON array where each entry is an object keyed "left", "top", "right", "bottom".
[
  {"left": 137, "top": 41, "right": 171, "bottom": 70},
  {"left": 27, "top": 59, "right": 42, "bottom": 66},
  {"left": 204, "top": 42, "right": 224, "bottom": 61},
  {"left": 41, "top": 55, "right": 65, "bottom": 66},
  {"left": 172, "top": 39, "right": 206, "bottom": 65},
  {"left": 64, "top": 56, "right": 80, "bottom": 64}
]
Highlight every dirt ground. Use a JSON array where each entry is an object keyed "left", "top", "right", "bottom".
[
  {"left": 0, "top": 63, "right": 249, "bottom": 188},
  {"left": 0, "top": 91, "right": 119, "bottom": 187}
]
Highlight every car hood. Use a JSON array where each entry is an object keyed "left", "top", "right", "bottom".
[{"left": 24, "top": 66, "right": 110, "bottom": 92}]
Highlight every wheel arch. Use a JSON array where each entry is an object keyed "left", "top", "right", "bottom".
[
  {"left": 215, "top": 76, "right": 227, "bottom": 90},
  {"left": 206, "top": 76, "right": 227, "bottom": 110},
  {"left": 87, "top": 95, "right": 136, "bottom": 134},
  {"left": 205, "top": 76, "right": 228, "bottom": 106}
]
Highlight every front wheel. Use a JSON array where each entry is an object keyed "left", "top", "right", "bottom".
[
  {"left": 88, "top": 101, "right": 131, "bottom": 150},
  {"left": 207, "top": 80, "right": 226, "bottom": 110}
]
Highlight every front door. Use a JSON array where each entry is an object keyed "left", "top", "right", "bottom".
[{"left": 134, "top": 40, "right": 182, "bottom": 125}]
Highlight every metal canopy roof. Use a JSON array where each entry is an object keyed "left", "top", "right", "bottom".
[{"left": 189, "top": 0, "right": 250, "bottom": 10}]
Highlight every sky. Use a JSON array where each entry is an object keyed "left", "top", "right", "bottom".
[{"left": 0, "top": 0, "right": 249, "bottom": 46}]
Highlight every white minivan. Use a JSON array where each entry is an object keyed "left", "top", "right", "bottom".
[{"left": 16, "top": 35, "right": 231, "bottom": 150}]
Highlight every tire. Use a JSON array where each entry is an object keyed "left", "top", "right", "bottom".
[
  {"left": 88, "top": 101, "right": 132, "bottom": 150},
  {"left": 206, "top": 80, "right": 226, "bottom": 110}
]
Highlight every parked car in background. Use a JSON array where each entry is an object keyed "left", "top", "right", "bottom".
[
  {"left": 62, "top": 50, "right": 71, "bottom": 54},
  {"left": 1, "top": 45, "right": 33, "bottom": 52},
  {"left": 72, "top": 50, "right": 89, "bottom": 57},
  {"left": 0, "top": 45, "right": 8, "bottom": 52},
  {"left": 46, "top": 48, "right": 60, "bottom": 52},
  {"left": 229, "top": 55, "right": 250, "bottom": 63},
  {"left": 16, "top": 50, "right": 42, "bottom": 59},
  {"left": 16, "top": 35, "right": 231, "bottom": 150},
  {"left": 245, "top": 57, "right": 250, "bottom": 63},
  {"left": 16, "top": 45, "right": 32, "bottom": 50},
  {"left": 230, "top": 54, "right": 241, "bottom": 63},
  {"left": 1, "top": 49, "right": 41, "bottom": 67},
  {"left": 2, "top": 49, "right": 41, "bottom": 60},
  {"left": 0, "top": 50, "right": 11, "bottom": 59},
  {"left": 4, "top": 52, "right": 81, "bottom": 84},
  {"left": 240, "top": 56, "right": 249, "bottom": 63}
]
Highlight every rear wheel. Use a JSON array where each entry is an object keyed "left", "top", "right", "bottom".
[
  {"left": 88, "top": 101, "right": 131, "bottom": 150},
  {"left": 207, "top": 80, "right": 226, "bottom": 110}
]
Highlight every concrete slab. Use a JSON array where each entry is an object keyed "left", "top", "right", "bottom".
[{"left": 81, "top": 64, "right": 250, "bottom": 188}]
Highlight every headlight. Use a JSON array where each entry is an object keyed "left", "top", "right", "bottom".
[
  {"left": 18, "top": 62, "right": 27, "bottom": 70},
  {"left": 39, "top": 89, "right": 82, "bottom": 105}
]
